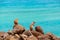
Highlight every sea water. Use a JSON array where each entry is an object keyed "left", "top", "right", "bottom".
[{"left": 0, "top": 0, "right": 60, "bottom": 37}]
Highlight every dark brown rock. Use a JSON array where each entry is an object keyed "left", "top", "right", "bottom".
[
  {"left": 0, "top": 32, "right": 5, "bottom": 37},
  {"left": 31, "top": 30, "right": 43, "bottom": 37},
  {"left": 58, "top": 38, "right": 60, "bottom": 40},
  {"left": 15, "top": 34, "right": 20, "bottom": 38},
  {"left": 20, "top": 34, "right": 28, "bottom": 40},
  {"left": 0, "top": 37, "right": 4, "bottom": 40},
  {"left": 27, "top": 35, "right": 38, "bottom": 40},
  {"left": 0, "top": 32, "right": 9, "bottom": 40},
  {"left": 45, "top": 32, "right": 59, "bottom": 40},
  {"left": 23, "top": 30, "right": 32, "bottom": 37},
  {"left": 4, "top": 35, "right": 11, "bottom": 40},
  {"left": 4, "top": 35, "right": 20, "bottom": 40},
  {"left": 37, "top": 36, "right": 51, "bottom": 40},
  {"left": 8, "top": 30, "right": 14, "bottom": 35}
]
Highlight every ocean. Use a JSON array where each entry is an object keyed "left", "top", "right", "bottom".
[{"left": 0, "top": 0, "right": 60, "bottom": 37}]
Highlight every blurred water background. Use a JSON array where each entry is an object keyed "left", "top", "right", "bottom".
[{"left": 0, "top": 0, "right": 60, "bottom": 37}]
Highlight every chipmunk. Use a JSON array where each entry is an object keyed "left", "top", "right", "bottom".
[
  {"left": 13, "top": 19, "right": 25, "bottom": 34},
  {"left": 30, "top": 22, "right": 35, "bottom": 31}
]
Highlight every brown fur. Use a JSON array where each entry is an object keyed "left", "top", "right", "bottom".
[
  {"left": 30, "top": 22, "right": 35, "bottom": 31},
  {"left": 13, "top": 19, "right": 25, "bottom": 34},
  {"left": 35, "top": 26, "right": 44, "bottom": 34}
]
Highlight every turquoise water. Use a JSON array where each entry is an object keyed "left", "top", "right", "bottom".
[{"left": 0, "top": 0, "right": 60, "bottom": 37}]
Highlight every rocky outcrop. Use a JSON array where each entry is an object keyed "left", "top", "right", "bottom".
[{"left": 0, "top": 19, "right": 59, "bottom": 40}]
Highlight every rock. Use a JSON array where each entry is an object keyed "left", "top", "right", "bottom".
[
  {"left": 4, "top": 35, "right": 20, "bottom": 40},
  {"left": 31, "top": 30, "right": 43, "bottom": 37},
  {"left": 27, "top": 35, "right": 38, "bottom": 40},
  {"left": 8, "top": 30, "right": 14, "bottom": 35},
  {"left": 0, "top": 32, "right": 5, "bottom": 37},
  {"left": 35, "top": 26, "right": 44, "bottom": 34},
  {"left": 0, "top": 32, "right": 9, "bottom": 40},
  {"left": 23, "top": 30, "right": 32, "bottom": 37},
  {"left": 37, "top": 36, "right": 51, "bottom": 40},
  {"left": 15, "top": 34, "right": 20, "bottom": 38},
  {"left": 58, "top": 38, "right": 60, "bottom": 40},
  {"left": 9, "top": 36, "right": 16, "bottom": 40},
  {"left": 45, "top": 32, "right": 59, "bottom": 40},
  {"left": 20, "top": 34, "right": 28, "bottom": 40},
  {"left": 0, "top": 37, "right": 3, "bottom": 40},
  {"left": 4, "top": 35, "right": 12, "bottom": 40}
]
